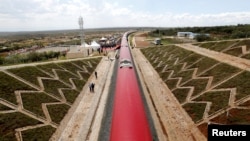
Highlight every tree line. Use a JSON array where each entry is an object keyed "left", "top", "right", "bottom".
[
  {"left": 0, "top": 51, "right": 66, "bottom": 66},
  {"left": 149, "top": 24, "right": 250, "bottom": 42}
]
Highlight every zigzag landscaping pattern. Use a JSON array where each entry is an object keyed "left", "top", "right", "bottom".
[
  {"left": 141, "top": 40, "right": 250, "bottom": 138},
  {"left": 0, "top": 57, "right": 101, "bottom": 140},
  {"left": 195, "top": 39, "right": 250, "bottom": 59}
]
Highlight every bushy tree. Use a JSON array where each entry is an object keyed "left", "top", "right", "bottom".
[
  {"left": 0, "top": 56, "right": 4, "bottom": 65},
  {"left": 195, "top": 34, "right": 211, "bottom": 42}
]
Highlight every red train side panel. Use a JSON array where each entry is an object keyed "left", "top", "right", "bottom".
[{"left": 110, "top": 32, "right": 152, "bottom": 141}]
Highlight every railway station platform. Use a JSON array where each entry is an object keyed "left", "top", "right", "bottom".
[{"left": 51, "top": 50, "right": 117, "bottom": 141}]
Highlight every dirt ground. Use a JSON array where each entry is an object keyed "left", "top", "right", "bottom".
[{"left": 133, "top": 32, "right": 151, "bottom": 47}]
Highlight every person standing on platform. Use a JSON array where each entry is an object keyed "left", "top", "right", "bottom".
[
  {"left": 95, "top": 71, "right": 98, "bottom": 79},
  {"left": 91, "top": 82, "right": 95, "bottom": 92},
  {"left": 89, "top": 83, "right": 93, "bottom": 92}
]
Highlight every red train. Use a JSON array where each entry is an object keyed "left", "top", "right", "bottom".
[{"left": 110, "top": 32, "right": 153, "bottom": 141}]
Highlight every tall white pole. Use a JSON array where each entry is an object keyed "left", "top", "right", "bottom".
[{"left": 78, "top": 16, "right": 84, "bottom": 47}]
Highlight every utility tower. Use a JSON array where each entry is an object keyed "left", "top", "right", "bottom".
[{"left": 78, "top": 16, "right": 84, "bottom": 47}]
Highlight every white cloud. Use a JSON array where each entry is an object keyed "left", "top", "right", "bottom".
[{"left": 0, "top": 0, "right": 250, "bottom": 31}]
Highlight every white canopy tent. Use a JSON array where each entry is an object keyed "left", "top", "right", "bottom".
[
  {"left": 80, "top": 42, "right": 91, "bottom": 48},
  {"left": 100, "top": 37, "right": 107, "bottom": 41},
  {"left": 90, "top": 40, "right": 101, "bottom": 50}
]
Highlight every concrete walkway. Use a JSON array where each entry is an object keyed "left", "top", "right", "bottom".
[{"left": 51, "top": 50, "right": 117, "bottom": 141}]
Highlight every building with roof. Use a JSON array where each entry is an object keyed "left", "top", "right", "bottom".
[{"left": 177, "top": 32, "right": 210, "bottom": 39}]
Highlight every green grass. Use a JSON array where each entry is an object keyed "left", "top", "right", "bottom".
[
  {"left": 187, "top": 57, "right": 218, "bottom": 75},
  {"left": 194, "top": 91, "right": 230, "bottom": 115},
  {"left": 172, "top": 69, "right": 195, "bottom": 85},
  {"left": 82, "top": 58, "right": 102, "bottom": 71},
  {"left": 21, "top": 125, "right": 56, "bottom": 140},
  {"left": 21, "top": 92, "right": 59, "bottom": 118},
  {"left": 56, "top": 62, "right": 84, "bottom": 74},
  {"left": 160, "top": 38, "right": 183, "bottom": 45},
  {"left": 182, "top": 78, "right": 209, "bottom": 97},
  {"left": 55, "top": 70, "right": 79, "bottom": 85},
  {"left": 241, "top": 53, "right": 250, "bottom": 60},
  {"left": 0, "top": 103, "right": 12, "bottom": 111},
  {"left": 223, "top": 47, "right": 243, "bottom": 57},
  {"left": 165, "top": 63, "right": 183, "bottom": 73},
  {"left": 196, "top": 40, "right": 250, "bottom": 58},
  {"left": 183, "top": 103, "right": 207, "bottom": 122},
  {"left": 199, "top": 63, "right": 241, "bottom": 86},
  {"left": 169, "top": 47, "right": 194, "bottom": 62},
  {"left": 151, "top": 59, "right": 160, "bottom": 68},
  {"left": 232, "top": 39, "right": 250, "bottom": 48},
  {"left": 8, "top": 66, "right": 52, "bottom": 87},
  {"left": 141, "top": 45, "right": 190, "bottom": 65},
  {"left": 180, "top": 53, "right": 203, "bottom": 66},
  {"left": 141, "top": 40, "right": 250, "bottom": 126},
  {"left": 165, "top": 79, "right": 179, "bottom": 90},
  {"left": 42, "top": 79, "right": 70, "bottom": 99},
  {"left": 0, "top": 112, "right": 42, "bottom": 140},
  {"left": 211, "top": 108, "right": 250, "bottom": 125},
  {"left": 172, "top": 88, "right": 190, "bottom": 103},
  {"left": 85, "top": 66, "right": 95, "bottom": 73},
  {"left": 215, "top": 71, "right": 250, "bottom": 101},
  {"left": 71, "top": 60, "right": 90, "bottom": 71},
  {"left": 37, "top": 63, "right": 64, "bottom": 76},
  {"left": 155, "top": 66, "right": 165, "bottom": 73},
  {"left": 159, "top": 71, "right": 172, "bottom": 79},
  {"left": 61, "top": 89, "right": 80, "bottom": 104},
  {"left": 195, "top": 42, "right": 216, "bottom": 49},
  {"left": 87, "top": 57, "right": 102, "bottom": 66},
  {"left": 211, "top": 41, "right": 237, "bottom": 51},
  {"left": 79, "top": 72, "right": 90, "bottom": 80},
  {"left": 0, "top": 72, "right": 36, "bottom": 105},
  {"left": 47, "top": 104, "right": 70, "bottom": 124},
  {"left": 196, "top": 41, "right": 237, "bottom": 52},
  {"left": 0, "top": 57, "right": 102, "bottom": 140},
  {"left": 72, "top": 79, "right": 87, "bottom": 91}
]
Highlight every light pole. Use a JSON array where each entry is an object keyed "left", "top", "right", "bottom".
[{"left": 78, "top": 16, "right": 84, "bottom": 47}]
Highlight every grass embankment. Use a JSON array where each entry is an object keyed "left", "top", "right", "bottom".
[{"left": 0, "top": 58, "right": 101, "bottom": 140}]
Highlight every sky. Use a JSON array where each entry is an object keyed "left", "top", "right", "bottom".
[{"left": 0, "top": 0, "right": 250, "bottom": 31}]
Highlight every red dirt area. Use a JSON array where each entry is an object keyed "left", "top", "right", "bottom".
[
  {"left": 197, "top": 110, "right": 247, "bottom": 138},
  {"left": 198, "top": 123, "right": 209, "bottom": 138},
  {"left": 134, "top": 33, "right": 151, "bottom": 47},
  {"left": 198, "top": 107, "right": 250, "bottom": 138},
  {"left": 0, "top": 52, "right": 9, "bottom": 57}
]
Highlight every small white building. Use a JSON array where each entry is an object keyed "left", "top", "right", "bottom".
[
  {"left": 177, "top": 32, "right": 210, "bottom": 39},
  {"left": 177, "top": 32, "right": 194, "bottom": 38}
]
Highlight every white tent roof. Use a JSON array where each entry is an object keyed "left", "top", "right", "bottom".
[
  {"left": 100, "top": 37, "right": 107, "bottom": 41},
  {"left": 90, "top": 40, "right": 100, "bottom": 50},
  {"left": 80, "top": 42, "right": 90, "bottom": 48},
  {"left": 91, "top": 40, "right": 100, "bottom": 46}
]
